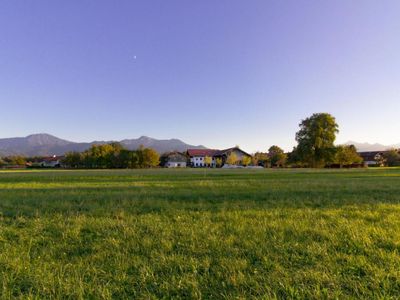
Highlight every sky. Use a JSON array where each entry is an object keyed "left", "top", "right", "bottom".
[{"left": 1, "top": 1, "right": 399, "bottom": 152}]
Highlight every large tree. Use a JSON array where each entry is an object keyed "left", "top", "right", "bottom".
[
  {"left": 268, "top": 145, "right": 287, "bottom": 167},
  {"left": 140, "top": 147, "right": 160, "bottom": 168},
  {"left": 252, "top": 152, "right": 269, "bottom": 167},
  {"left": 384, "top": 149, "right": 400, "bottom": 167},
  {"left": 63, "top": 151, "right": 83, "bottom": 168},
  {"left": 295, "top": 113, "right": 339, "bottom": 168},
  {"left": 335, "top": 145, "right": 363, "bottom": 167}
]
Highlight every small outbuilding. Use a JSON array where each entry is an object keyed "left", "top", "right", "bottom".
[
  {"left": 358, "top": 151, "right": 385, "bottom": 167},
  {"left": 161, "top": 152, "right": 187, "bottom": 168},
  {"left": 28, "top": 155, "right": 64, "bottom": 168}
]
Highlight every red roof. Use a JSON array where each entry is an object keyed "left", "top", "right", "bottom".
[{"left": 187, "top": 149, "right": 220, "bottom": 157}]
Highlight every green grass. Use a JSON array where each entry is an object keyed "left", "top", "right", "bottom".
[{"left": 1, "top": 168, "right": 400, "bottom": 299}]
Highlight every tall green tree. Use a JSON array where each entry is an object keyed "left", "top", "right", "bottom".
[
  {"left": 118, "top": 149, "right": 139, "bottom": 168},
  {"left": 335, "top": 145, "right": 363, "bottom": 167},
  {"left": 141, "top": 148, "right": 160, "bottom": 168},
  {"left": 268, "top": 145, "right": 287, "bottom": 167},
  {"left": 287, "top": 147, "right": 305, "bottom": 167},
  {"left": 84, "top": 144, "right": 115, "bottom": 168},
  {"left": 252, "top": 152, "right": 268, "bottom": 167},
  {"left": 295, "top": 113, "right": 339, "bottom": 168},
  {"left": 63, "top": 151, "right": 83, "bottom": 168},
  {"left": 5, "top": 156, "right": 26, "bottom": 166},
  {"left": 384, "top": 149, "right": 400, "bottom": 167},
  {"left": 106, "top": 142, "right": 125, "bottom": 168}
]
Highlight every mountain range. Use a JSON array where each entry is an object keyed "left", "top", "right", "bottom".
[
  {"left": 0, "top": 134, "right": 205, "bottom": 157},
  {"left": 0, "top": 134, "right": 398, "bottom": 157},
  {"left": 344, "top": 141, "right": 400, "bottom": 152}
]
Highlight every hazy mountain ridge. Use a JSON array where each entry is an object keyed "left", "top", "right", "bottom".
[
  {"left": 1, "top": 134, "right": 398, "bottom": 156},
  {"left": 344, "top": 141, "right": 400, "bottom": 152},
  {"left": 0, "top": 134, "right": 205, "bottom": 156}
]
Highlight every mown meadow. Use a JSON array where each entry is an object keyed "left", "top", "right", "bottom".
[{"left": 0, "top": 168, "right": 400, "bottom": 299}]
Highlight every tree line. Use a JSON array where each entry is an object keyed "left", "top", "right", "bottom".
[
  {"left": 1, "top": 113, "right": 399, "bottom": 169},
  {"left": 0, "top": 156, "right": 27, "bottom": 167},
  {"left": 252, "top": 143, "right": 364, "bottom": 168},
  {"left": 62, "top": 143, "right": 160, "bottom": 169},
  {"left": 251, "top": 113, "right": 364, "bottom": 168},
  {"left": 253, "top": 113, "right": 399, "bottom": 168}
]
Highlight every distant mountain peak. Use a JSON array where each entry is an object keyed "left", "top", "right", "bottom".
[
  {"left": 137, "top": 135, "right": 152, "bottom": 140},
  {"left": 344, "top": 141, "right": 400, "bottom": 152},
  {"left": 26, "top": 133, "right": 55, "bottom": 138},
  {"left": 26, "top": 133, "right": 65, "bottom": 141},
  {"left": 0, "top": 134, "right": 206, "bottom": 157},
  {"left": 24, "top": 133, "right": 71, "bottom": 147}
]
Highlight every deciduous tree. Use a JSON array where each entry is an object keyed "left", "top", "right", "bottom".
[
  {"left": 62, "top": 143, "right": 159, "bottom": 169},
  {"left": 63, "top": 152, "right": 83, "bottom": 168},
  {"left": 335, "top": 145, "right": 362, "bottom": 167},
  {"left": 295, "top": 113, "right": 338, "bottom": 167},
  {"left": 141, "top": 148, "right": 160, "bottom": 168},
  {"left": 268, "top": 145, "right": 287, "bottom": 167},
  {"left": 5, "top": 156, "right": 26, "bottom": 166},
  {"left": 241, "top": 156, "right": 251, "bottom": 167},
  {"left": 215, "top": 157, "right": 223, "bottom": 168},
  {"left": 384, "top": 149, "right": 400, "bottom": 167},
  {"left": 204, "top": 156, "right": 212, "bottom": 167},
  {"left": 252, "top": 152, "right": 268, "bottom": 167},
  {"left": 226, "top": 152, "right": 238, "bottom": 165}
]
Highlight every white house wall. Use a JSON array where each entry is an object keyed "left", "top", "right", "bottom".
[
  {"left": 166, "top": 162, "right": 186, "bottom": 168},
  {"left": 190, "top": 156, "right": 216, "bottom": 167}
]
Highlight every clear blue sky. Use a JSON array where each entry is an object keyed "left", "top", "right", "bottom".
[{"left": 1, "top": 1, "right": 399, "bottom": 152}]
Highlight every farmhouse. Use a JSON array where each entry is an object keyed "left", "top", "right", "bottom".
[
  {"left": 186, "top": 149, "right": 219, "bottom": 167},
  {"left": 221, "top": 147, "right": 252, "bottom": 164},
  {"left": 28, "top": 155, "right": 64, "bottom": 168},
  {"left": 187, "top": 147, "right": 252, "bottom": 167},
  {"left": 162, "top": 151, "right": 187, "bottom": 168},
  {"left": 358, "top": 151, "right": 385, "bottom": 167}
]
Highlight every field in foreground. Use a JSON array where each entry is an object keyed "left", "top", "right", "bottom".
[{"left": 0, "top": 168, "right": 400, "bottom": 299}]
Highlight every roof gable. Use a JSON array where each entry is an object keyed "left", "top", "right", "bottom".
[
  {"left": 187, "top": 149, "right": 220, "bottom": 157},
  {"left": 220, "top": 147, "right": 252, "bottom": 157},
  {"left": 187, "top": 147, "right": 251, "bottom": 157},
  {"left": 164, "top": 152, "right": 187, "bottom": 162}
]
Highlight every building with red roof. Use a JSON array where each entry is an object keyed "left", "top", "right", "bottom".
[{"left": 186, "top": 147, "right": 251, "bottom": 167}]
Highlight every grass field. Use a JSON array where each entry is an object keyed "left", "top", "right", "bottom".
[{"left": 1, "top": 168, "right": 400, "bottom": 299}]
